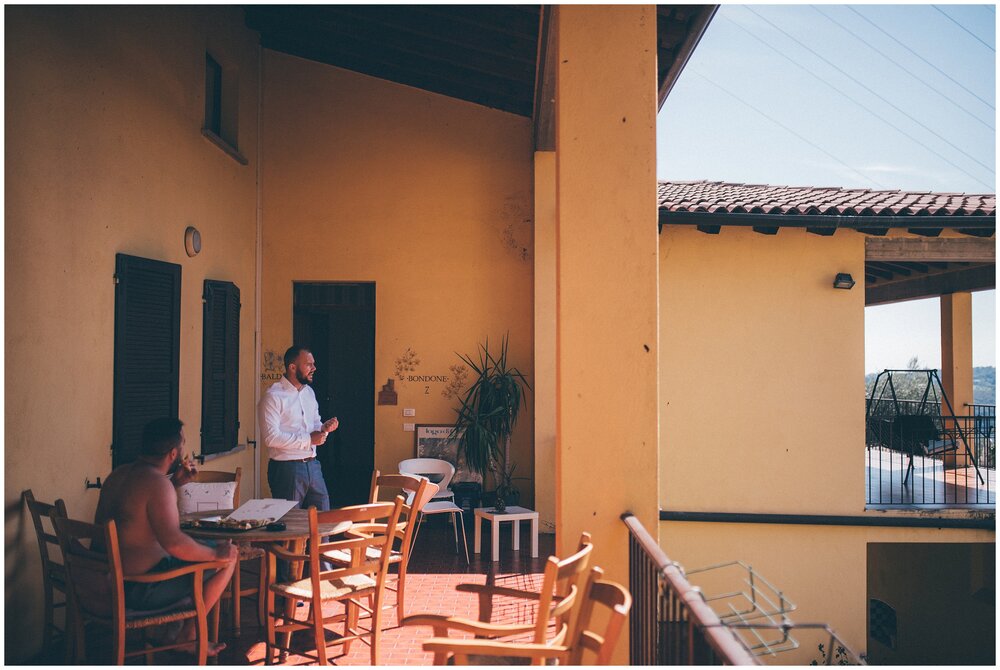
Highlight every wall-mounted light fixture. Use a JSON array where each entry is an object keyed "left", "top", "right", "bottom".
[
  {"left": 833, "top": 273, "right": 855, "bottom": 290},
  {"left": 184, "top": 226, "right": 202, "bottom": 257}
]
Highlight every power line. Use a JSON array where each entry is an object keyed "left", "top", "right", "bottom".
[
  {"left": 933, "top": 5, "right": 995, "bottom": 52},
  {"left": 746, "top": 6, "right": 995, "bottom": 178},
  {"left": 847, "top": 6, "right": 995, "bottom": 111},
  {"left": 688, "top": 70, "right": 888, "bottom": 189},
  {"left": 812, "top": 5, "right": 994, "bottom": 131},
  {"left": 720, "top": 14, "right": 995, "bottom": 191}
]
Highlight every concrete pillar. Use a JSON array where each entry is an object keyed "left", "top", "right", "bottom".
[
  {"left": 940, "top": 292, "right": 974, "bottom": 468},
  {"left": 554, "top": 3, "right": 659, "bottom": 603},
  {"left": 940, "top": 292, "right": 974, "bottom": 413},
  {"left": 534, "top": 151, "right": 557, "bottom": 533}
]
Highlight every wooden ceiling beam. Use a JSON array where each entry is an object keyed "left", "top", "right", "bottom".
[
  {"left": 273, "top": 19, "right": 534, "bottom": 87},
  {"left": 261, "top": 36, "right": 531, "bottom": 116},
  {"left": 876, "top": 262, "right": 914, "bottom": 276},
  {"left": 866, "top": 265, "right": 996, "bottom": 306},
  {"left": 335, "top": 6, "right": 538, "bottom": 63},
  {"left": 864, "top": 264, "right": 894, "bottom": 280},
  {"left": 418, "top": 5, "right": 541, "bottom": 41},
  {"left": 865, "top": 237, "right": 995, "bottom": 262}
]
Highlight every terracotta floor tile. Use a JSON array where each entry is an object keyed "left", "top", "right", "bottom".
[{"left": 52, "top": 520, "right": 555, "bottom": 665}]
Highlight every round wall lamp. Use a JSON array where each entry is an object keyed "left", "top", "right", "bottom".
[
  {"left": 184, "top": 226, "right": 202, "bottom": 257},
  {"left": 833, "top": 273, "right": 855, "bottom": 289}
]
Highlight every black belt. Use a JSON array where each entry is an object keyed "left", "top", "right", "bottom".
[{"left": 275, "top": 457, "right": 315, "bottom": 463}]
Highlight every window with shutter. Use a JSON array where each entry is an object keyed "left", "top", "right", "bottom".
[
  {"left": 201, "top": 280, "right": 240, "bottom": 456},
  {"left": 113, "top": 254, "right": 181, "bottom": 467}
]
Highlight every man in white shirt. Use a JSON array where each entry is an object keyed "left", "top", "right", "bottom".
[{"left": 258, "top": 345, "right": 340, "bottom": 513}]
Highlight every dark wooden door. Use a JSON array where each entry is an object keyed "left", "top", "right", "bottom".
[{"left": 292, "top": 283, "right": 375, "bottom": 507}]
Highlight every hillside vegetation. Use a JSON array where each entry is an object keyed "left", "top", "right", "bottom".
[{"left": 865, "top": 362, "right": 995, "bottom": 406}]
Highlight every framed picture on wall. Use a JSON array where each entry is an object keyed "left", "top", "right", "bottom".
[{"left": 414, "top": 424, "right": 483, "bottom": 484}]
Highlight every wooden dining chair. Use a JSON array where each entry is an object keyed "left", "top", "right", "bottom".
[
  {"left": 324, "top": 471, "right": 432, "bottom": 623},
  {"left": 22, "top": 490, "right": 71, "bottom": 661},
  {"left": 417, "top": 565, "right": 632, "bottom": 665},
  {"left": 401, "top": 532, "right": 594, "bottom": 665},
  {"left": 53, "top": 516, "right": 227, "bottom": 665},
  {"left": 263, "top": 497, "right": 405, "bottom": 665},
  {"left": 184, "top": 466, "right": 266, "bottom": 638}
]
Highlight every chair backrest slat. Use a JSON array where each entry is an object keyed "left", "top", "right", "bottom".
[
  {"left": 398, "top": 458, "right": 455, "bottom": 496},
  {"left": 532, "top": 532, "right": 594, "bottom": 644},
  {"left": 306, "top": 497, "right": 405, "bottom": 595},
  {"left": 23, "top": 490, "right": 69, "bottom": 575},
  {"left": 567, "top": 566, "right": 632, "bottom": 665},
  {"left": 54, "top": 516, "right": 124, "bottom": 621}
]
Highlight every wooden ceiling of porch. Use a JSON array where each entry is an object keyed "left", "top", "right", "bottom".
[{"left": 244, "top": 5, "right": 716, "bottom": 119}]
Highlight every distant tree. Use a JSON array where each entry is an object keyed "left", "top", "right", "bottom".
[{"left": 865, "top": 357, "right": 937, "bottom": 403}]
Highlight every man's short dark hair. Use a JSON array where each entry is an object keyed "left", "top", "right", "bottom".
[
  {"left": 141, "top": 418, "right": 184, "bottom": 457},
  {"left": 284, "top": 345, "right": 311, "bottom": 369}
]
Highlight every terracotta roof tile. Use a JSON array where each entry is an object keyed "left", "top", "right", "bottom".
[{"left": 657, "top": 180, "right": 996, "bottom": 218}]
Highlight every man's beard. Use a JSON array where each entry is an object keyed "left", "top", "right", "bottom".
[
  {"left": 296, "top": 369, "right": 312, "bottom": 385},
  {"left": 167, "top": 451, "right": 183, "bottom": 475}
]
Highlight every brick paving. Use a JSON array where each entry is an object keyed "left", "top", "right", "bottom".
[
  {"left": 46, "top": 517, "right": 555, "bottom": 665},
  {"left": 226, "top": 517, "right": 554, "bottom": 666}
]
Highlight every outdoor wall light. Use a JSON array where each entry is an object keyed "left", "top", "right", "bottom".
[
  {"left": 833, "top": 273, "right": 855, "bottom": 290},
  {"left": 184, "top": 226, "right": 202, "bottom": 257}
]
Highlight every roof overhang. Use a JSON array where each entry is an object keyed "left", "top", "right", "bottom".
[
  {"left": 244, "top": 5, "right": 718, "bottom": 151},
  {"left": 658, "top": 210, "right": 997, "bottom": 237}
]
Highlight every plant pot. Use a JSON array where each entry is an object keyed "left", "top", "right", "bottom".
[{"left": 485, "top": 490, "right": 519, "bottom": 513}]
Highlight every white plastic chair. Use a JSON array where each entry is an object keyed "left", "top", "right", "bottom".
[
  {"left": 414, "top": 497, "right": 470, "bottom": 565},
  {"left": 398, "top": 458, "right": 456, "bottom": 502}
]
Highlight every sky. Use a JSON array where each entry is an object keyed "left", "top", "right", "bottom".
[{"left": 656, "top": 3, "right": 996, "bottom": 374}]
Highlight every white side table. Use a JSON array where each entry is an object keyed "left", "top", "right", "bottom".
[{"left": 473, "top": 506, "right": 539, "bottom": 562}]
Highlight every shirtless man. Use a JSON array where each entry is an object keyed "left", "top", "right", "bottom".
[{"left": 95, "top": 417, "right": 238, "bottom": 656}]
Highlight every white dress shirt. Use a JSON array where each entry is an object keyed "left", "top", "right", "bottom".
[{"left": 258, "top": 376, "right": 324, "bottom": 461}]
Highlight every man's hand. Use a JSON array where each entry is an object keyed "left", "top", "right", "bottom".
[
  {"left": 310, "top": 431, "right": 328, "bottom": 446},
  {"left": 322, "top": 417, "right": 339, "bottom": 433},
  {"left": 171, "top": 454, "right": 198, "bottom": 487},
  {"left": 215, "top": 540, "right": 239, "bottom": 563}
]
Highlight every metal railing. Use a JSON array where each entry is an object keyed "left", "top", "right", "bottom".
[
  {"left": 866, "top": 412, "right": 995, "bottom": 506},
  {"left": 623, "top": 513, "right": 866, "bottom": 665},
  {"left": 623, "top": 513, "right": 758, "bottom": 665}
]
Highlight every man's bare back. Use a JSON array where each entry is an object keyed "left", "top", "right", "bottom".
[{"left": 95, "top": 461, "right": 177, "bottom": 575}]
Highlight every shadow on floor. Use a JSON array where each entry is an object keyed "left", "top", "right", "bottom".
[{"left": 33, "top": 519, "right": 555, "bottom": 665}]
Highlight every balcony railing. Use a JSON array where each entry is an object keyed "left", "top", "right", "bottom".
[
  {"left": 623, "top": 513, "right": 758, "bottom": 665},
  {"left": 622, "top": 514, "right": 864, "bottom": 665},
  {"left": 865, "top": 408, "right": 995, "bottom": 506}
]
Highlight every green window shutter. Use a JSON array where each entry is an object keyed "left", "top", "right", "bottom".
[
  {"left": 201, "top": 280, "right": 240, "bottom": 456},
  {"left": 113, "top": 254, "right": 181, "bottom": 467}
]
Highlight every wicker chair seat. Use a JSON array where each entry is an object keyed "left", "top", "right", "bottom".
[
  {"left": 238, "top": 544, "right": 265, "bottom": 561},
  {"left": 323, "top": 546, "right": 402, "bottom": 565},
  {"left": 124, "top": 608, "right": 197, "bottom": 629},
  {"left": 271, "top": 573, "right": 376, "bottom": 601}
]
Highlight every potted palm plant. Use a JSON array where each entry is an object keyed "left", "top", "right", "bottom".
[{"left": 450, "top": 334, "right": 530, "bottom": 513}]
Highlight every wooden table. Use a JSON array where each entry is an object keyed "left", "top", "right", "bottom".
[
  {"left": 473, "top": 506, "right": 539, "bottom": 562},
  {"left": 180, "top": 508, "right": 351, "bottom": 544}
]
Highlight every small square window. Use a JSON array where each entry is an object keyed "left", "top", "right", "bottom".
[
  {"left": 205, "top": 54, "right": 223, "bottom": 137},
  {"left": 202, "top": 52, "right": 246, "bottom": 164}
]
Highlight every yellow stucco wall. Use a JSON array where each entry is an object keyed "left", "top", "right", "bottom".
[
  {"left": 660, "top": 226, "right": 866, "bottom": 515},
  {"left": 259, "top": 51, "right": 535, "bottom": 499},
  {"left": 660, "top": 520, "right": 993, "bottom": 664},
  {"left": 658, "top": 225, "right": 994, "bottom": 662},
  {"left": 5, "top": 6, "right": 260, "bottom": 661}
]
